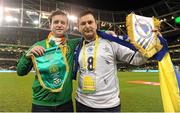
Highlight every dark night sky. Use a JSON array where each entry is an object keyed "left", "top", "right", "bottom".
[{"left": 59, "top": 0, "right": 161, "bottom": 11}]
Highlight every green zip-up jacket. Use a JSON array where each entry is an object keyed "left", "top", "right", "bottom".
[{"left": 17, "top": 37, "right": 80, "bottom": 106}]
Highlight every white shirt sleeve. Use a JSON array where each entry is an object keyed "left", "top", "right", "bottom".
[{"left": 111, "top": 41, "right": 148, "bottom": 66}]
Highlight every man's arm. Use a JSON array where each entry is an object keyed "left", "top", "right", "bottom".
[
  {"left": 104, "top": 31, "right": 117, "bottom": 37},
  {"left": 16, "top": 53, "right": 33, "bottom": 76},
  {"left": 69, "top": 38, "right": 81, "bottom": 49},
  {"left": 112, "top": 42, "right": 148, "bottom": 66},
  {"left": 16, "top": 42, "right": 45, "bottom": 76}
]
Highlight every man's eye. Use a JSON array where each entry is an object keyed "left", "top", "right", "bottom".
[
  {"left": 54, "top": 21, "right": 59, "bottom": 24},
  {"left": 61, "top": 21, "right": 65, "bottom": 25},
  {"left": 88, "top": 21, "right": 93, "bottom": 24},
  {"left": 81, "top": 22, "right": 86, "bottom": 25}
]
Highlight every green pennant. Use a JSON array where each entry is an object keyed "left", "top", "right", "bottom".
[{"left": 32, "top": 46, "right": 68, "bottom": 92}]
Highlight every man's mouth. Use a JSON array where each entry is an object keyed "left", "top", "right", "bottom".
[
  {"left": 56, "top": 29, "right": 63, "bottom": 31},
  {"left": 84, "top": 30, "right": 93, "bottom": 33}
]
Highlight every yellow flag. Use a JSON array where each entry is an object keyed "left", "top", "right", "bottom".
[{"left": 158, "top": 53, "right": 180, "bottom": 112}]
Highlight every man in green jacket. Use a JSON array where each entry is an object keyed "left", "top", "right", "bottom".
[{"left": 16, "top": 9, "right": 79, "bottom": 112}]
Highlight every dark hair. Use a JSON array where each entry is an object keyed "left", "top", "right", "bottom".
[
  {"left": 78, "top": 9, "right": 97, "bottom": 21},
  {"left": 48, "top": 9, "right": 67, "bottom": 24}
]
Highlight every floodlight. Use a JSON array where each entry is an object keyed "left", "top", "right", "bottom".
[
  {"left": 33, "top": 20, "right": 39, "bottom": 25},
  {"left": 5, "top": 16, "right": 18, "bottom": 22},
  {"left": 68, "top": 15, "right": 77, "bottom": 22},
  {"left": 0, "top": 7, "right": 2, "bottom": 23},
  {"left": 5, "top": 16, "right": 13, "bottom": 22},
  {"left": 26, "top": 10, "right": 39, "bottom": 16},
  {"left": 42, "top": 12, "right": 50, "bottom": 19},
  {"left": 73, "top": 26, "right": 78, "bottom": 30},
  {"left": 5, "top": 7, "right": 20, "bottom": 13}
]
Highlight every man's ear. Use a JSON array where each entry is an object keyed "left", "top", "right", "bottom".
[
  {"left": 95, "top": 23, "right": 97, "bottom": 29},
  {"left": 66, "top": 23, "right": 69, "bottom": 31},
  {"left": 49, "top": 23, "right": 51, "bottom": 29},
  {"left": 78, "top": 25, "right": 82, "bottom": 33}
]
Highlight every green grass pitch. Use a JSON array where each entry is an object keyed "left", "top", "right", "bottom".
[{"left": 0, "top": 72, "right": 163, "bottom": 112}]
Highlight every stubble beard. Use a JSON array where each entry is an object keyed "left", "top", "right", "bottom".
[{"left": 83, "top": 32, "right": 96, "bottom": 41}]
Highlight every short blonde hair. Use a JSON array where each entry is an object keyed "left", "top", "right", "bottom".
[{"left": 48, "top": 9, "right": 68, "bottom": 24}]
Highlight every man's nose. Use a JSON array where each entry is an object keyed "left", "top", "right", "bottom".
[
  {"left": 85, "top": 22, "right": 90, "bottom": 27},
  {"left": 57, "top": 22, "right": 62, "bottom": 26}
]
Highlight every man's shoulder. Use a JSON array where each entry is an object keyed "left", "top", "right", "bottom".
[
  {"left": 38, "top": 39, "right": 46, "bottom": 43},
  {"left": 32, "top": 39, "right": 46, "bottom": 47},
  {"left": 99, "top": 37, "right": 112, "bottom": 43}
]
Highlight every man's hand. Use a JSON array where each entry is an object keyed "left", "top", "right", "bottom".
[
  {"left": 152, "top": 35, "right": 168, "bottom": 61},
  {"left": 105, "top": 31, "right": 117, "bottom": 37},
  {"left": 26, "top": 45, "right": 45, "bottom": 57}
]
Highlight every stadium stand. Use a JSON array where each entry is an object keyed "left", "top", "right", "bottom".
[{"left": 0, "top": 0, "right": 179, "bottom": 71}]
